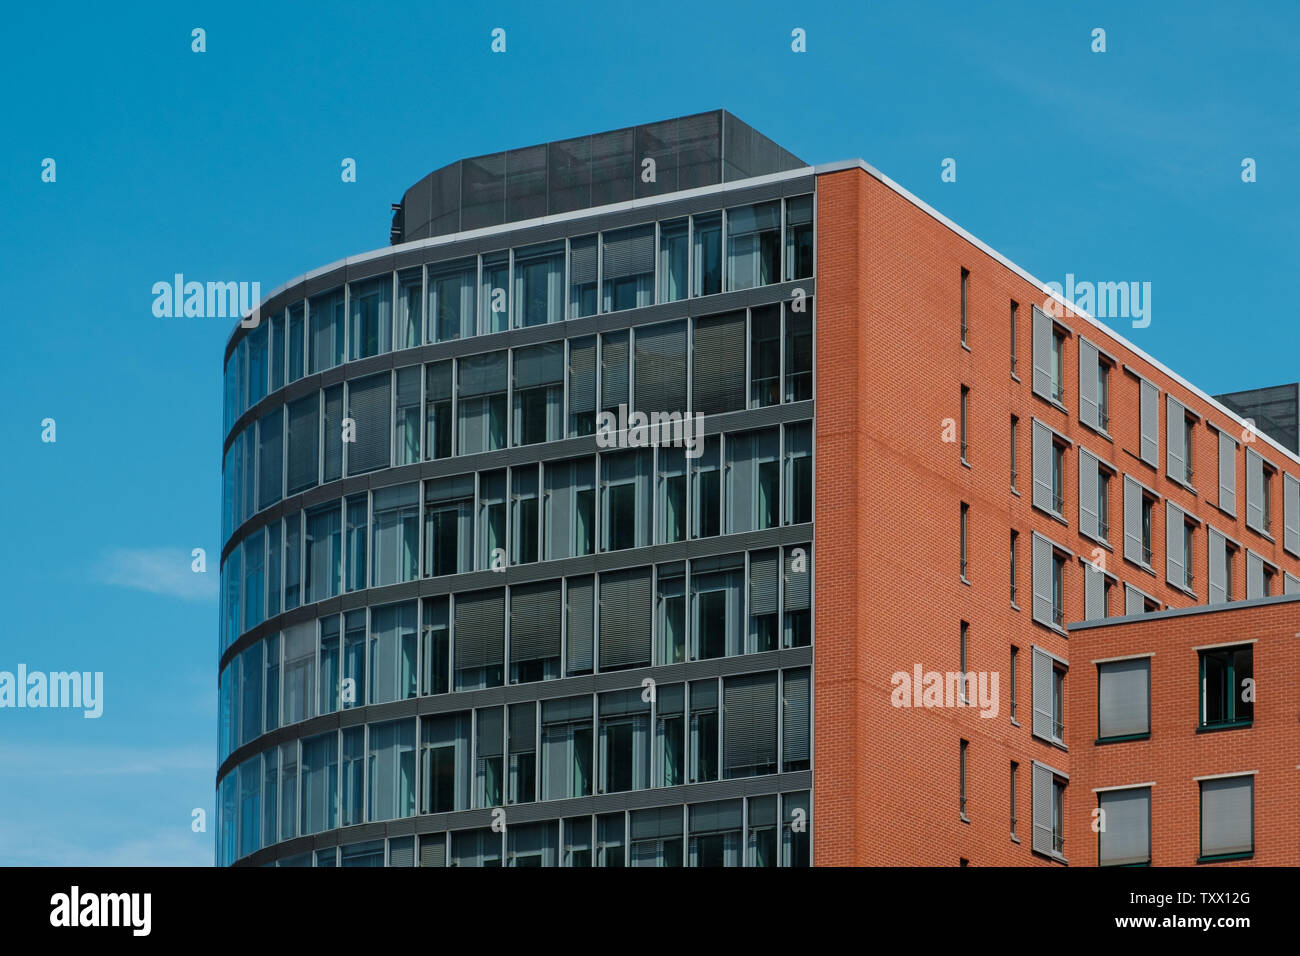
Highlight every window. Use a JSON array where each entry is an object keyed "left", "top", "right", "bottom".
[
  {"left": 421, "top": 712, "right": 469, "bottom": 813},
  {"left": 395, "top": 268, "right": 422, "bottom": 350},
  {"left": 600, "top": 450, "right": 651, "bottom": 552},
  {"left": 368, "top": 720, "right": 415, "bottom": 822},
  {"left": 656, "top": 684, "right": 685, "bottom": 786},
  {"left": 602, "top": 225, "right": 655, "bottom": 312},
  {"left": 1009, "top": 301, "right": 1019, "bottom": 376},
  {"left": 782, "top": 791, "right": 811, "bottom": 867},
  {"left": 287, "top": 301, "right": 305, "bottom": 383},
  {"left": 1123, "top": 476, "right": 1157, "bottom": 567},
  {"left": 692, "top": 311, "right": 745, "bottom": 416},
  {"left": 748, "top": 551, "right": 779, "bottom": 655},
  {"left": 659, "top": 218, "right": 689, "bottom": 303},
  {"left": 541, "top": 696, "right": 593, "bottom": 801},
  {"left": 689, "top": 679, "right": 719, "bottom": 783},
  {"left": 1199, "top": 775, "right": 1253, "bottom": 862},
  {"left": 322, "top": 384, "right": 343, "bottom": 482},
  {"left": 285, "top": 395, "right": 319, "bottom": 496},
  {"left": 598, "top": 690, "right": 650, "bottom": 793},
  {"left": 563, "top": 817, "right": 593, "bottom": 867},
  {"left": 1031, "top": 646, "right": 1065, "bottom": 745},
  {"left": 722, "top": 671, "right": 778, "bottom": 778},
  {"left": 304, "top": 502, "right": 341, "bottom": 603},
  {"left": 784, "top": 196, "right": 814, "bottom": 281},
  {"left": 344, "top": 494, "right": 366, "bottom": 593},
  {"left": 544, "top": 458, "right": 595, "bottom": 560},
  {"left": 785, "top": 305, "right": 812, "bottom": 403},
  {"left": 693, "top": 437, "right": 721, "bottom": 538},
  {"left": 630, "top": 807, "right": 683, "bottom": 868},
  {"left": 1245, "top": 450, "right": 1273, "bottom": 536},
  {"left": 427, "top": 258, "right": 475, "bottom": 342},
  {"left": 1216, "top": 427, "right": 1237, "bottom": 516},
  {"left": 421, "top": 597, "right": 449, "bottom": 696},
  {"left": 692, "top": 212, "right": 722, "bottom": 297},
  {"left": 691, "top": 555, "right": 743, "bottom": 660},
  {"left": 1166, "top": 395, "right": 1195, "bottom": 487},
  {"left": 477, "top": 471, "right": 506, "bottom": 572},
  {"left": 1031, "top": 533, "right": 1066, "bottom": 631},
  {"left": 394, "top": 366, "right": 421, "bottom": 465},
  {"left": 1032, "top": 306, "right": 1066, "bottom": 405},
  {"left": 309, "top": 288, "right": 344, "bottom": 373},
  {"left": 597, "top": 812, "right": 625, "bottom": 867},
  {"left": 1032, "top": 419, "right": 1067, "bottom": 517},
  {"left": 1208, "top": 528, "right": 1236, "bottom": 604},
  {"left": 510, "top": 467, "right": 540, "bottom": 566},
  {"left": 1166, "top": 502, "right": 1196, "bottom": 592},
  {"left": 1051, "top": 329, "right": 1065, "bottom": 403},
  {"left": 1009, "top": 647, "right": 1019, "bottom": 721},
  {"left": 300, "top": 731, "right": 338, "bottom": 835},
  {"left": 424, "top": 475, "right": 473, "bottom": 577},
  {"left": 959, "top": 268, "right": 969, "bottom": 347},
  {"left": 727, "top": 429, "right": 780, "bottom": 533},
  {"left": 569, "top": 236, "right": 598, "bottom": 319},
  {"left": 959, "top": 739, "right": 969, "bottom": 821},
  {"left": 457, "top": 352, "right": 507, "bottom": 454},
  {"left": 1009, "top": 415, "right": 1020, "bottom": 490},
  {"left": 369, "top": 601, "right": 417, "bottom": 705},
  {"left": 784, "top": 421, "right": 813, "bottom": 525},
  {"left": 512, "top": 242, "right": 564, "bottom": 328},
  {"left": 1200, "top": 644, "right": 1252, "bottom": 729},
  {"left": 1286, "top": 473, "right": 1300, "bottom": 556},
  {"left": 1138, "top": 378, "right": 1159, "bottom": 466},
  {"left": 454, "top": 589, "right": 505, "bottom": 691},
  {"left": 599, "top": 567, "right": 653, "bottom": 671},
  {"left": 1031, "top": 762, "right": 1067, "bottom": 860},
  {"left": 566, "top": 576, "right": 595, "bottom": 677},
  {"left": 689, "top": 800, "right": 743, "bottom": 867},
  {"left": 346, "top": 373, "right": 392, "bottom": 476},
  {"left": 1099, "top": 787, "right": 1151, "bottom": 866},
  {"left": 371, "top": 484, "right": 419, "bottom": 587},
  {"left": 600, "top": 330, "right": 629, "bottom": 419},
  {"left": 507, "top": 703, "right": 537, "bottom": 804},
  {"left": 1098, "top": 657, "right": 1150, "bottom": 741},
  {"left": 1010, "top": 531, "right": 1019, "bottom": 606},
  {"left": 634, "top": 320, "right": 688, "bottom": 418},
  {"left": 480, "top": 251, "right": 509, "bottom": 335},
  {"left": 424, "top": 361, "right": 452, "bottom": 460},
  {"left": 960, "top": 503, "right": 969, "bottom": 581},
  {"left": 1078, "top": 337, "right": 1111, "bottom": 433},
  {"left": 783, "top": 544, "right": 812, "bottom": 648},
  {"left": 1010, "top": 762, "right": 1019, "bottom": 839},
  {"left": 348, "top": 275, "right": 391, "bottom": 360},
  {"left": 658, "top": 564, "right": 687, "bottom": 665},
  {"left": 747, "top": 795, "right": 778, "bottom": 867},
  {"left": 657, "top": 448, "right": 687, "bottom": 545},
  {"left": 726, "top": 202, "right": 780, "bottom": 291},
  {"left": 509, "top": 580, "right": 561, "bottom": 683},
  {"left": 959, "top": 386, "right": 969, "bottom": 462},
  {"left": 474, "top": 707, "right": 504, "bottom": 808},
  {"left": 782, "top": 667, "right": 811, "bottom": 772},
  {"left": 959, "top": 622, "right": 969, "bottom": 693},
  {"left": 750, "top": 305, "right": 781, "bottom": 408},
  {"left": 1082, "top": 556, "right": 1110, "bottom": 621}
]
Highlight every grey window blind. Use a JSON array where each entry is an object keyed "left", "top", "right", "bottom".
[
  {"left": 728, "top": 433, "right": 755, "bottom": 534},
  {"left": 476, "top": 707, "right": 504, "bottom": 758},
  {"left": 1123, "top": 477, "right": 1144, "bottom": 566},
  {"left": 600, "top": 332, "right": 629, "bottom": 410},
  {"left": 1079, "top": 448, "right": 1100, "bottom": 539},
  {"left": 1218, "top": 429, "right": 1237, "bottom": 515},
  {"left": 346, "top": 373, "right": 392, "bottom": 475},
  {"left": 1166, "top": 501, "right": 1186, "bottom": 588},
  {"left": 508, "top": 703, "right": 536, "bottom": 755},
  {"left": 454, "top": 589, "right": 505, "bottom": 672},
  {"left": 1078, "top": 337, "right": 1100, "bottom": 430},
  {"left": 1208, "top": 528, "right": 1228, "bottom": 604},
  {"left": 692, "top": 312, "right": 746, "bottom": 416},
  {"left": 322, "top": 384, "right": 343, "bottom": 481},
  {"left": 633, "top": 320, "right": 688, "bottom": 415},
  {"left": 426, "top": 361, "right": 452, "bottom": 401},
  {"left": 749, "top": 549, "right": 779, "bottom": 616},
  {"left": 1284, "top": 473, "right": 1300, "bottom": 555},
  {"left": 1124, "top": 584, "right": 1145, "bottom": 615},
  {"left": 568, "top": 337, "right": 596, "bottom": 416},
  {"left": 542, "top": 695, "right": 591, "bottom": 725},
  {"left": 782, "top": 668, "right": 810, "bottom": 767},
  {"left": 602, "top": 226, "right": 655, "bottom": 279},
  {"left": 514, "top": 342, "right": 564, "bottom": 390},
  {"left": 784, "top": 547, "right": 810, "bottom": 611},
  {"left": 388, "top": 837, "right": 414, "bottom": 867},
  {"left": 286, "top": 395, "right": 319, "bottom": 494},
  {"left": 1031, "top": 534, "right": 1054, "bottom": 628},
  {"left": 570, "top": 237, "right": 597, "bottom": 285},
  {"left": 722, "top": 671, "right": 777, "bottom": 776},
  {"left": 1246, "top": 550, "right": 1264, "bottom": 599},
  {"left": 657, "top": 683, "right": 684, "bottom": 715},
  {"left": 1166, "top": 395, "right": 1186, "bottom": 484},
  {"left": 1031, "top": 305, "right": 1052, "bottom": 401},
  {"left": 419, "top": 834, "right": 446, "bottom": 867},
  {"left": 1032, "top": 419, "right": 1054, "bottom": 514},
  {"left": 459, "top": 352, "right": 507, "bottom": 397},
  {"left": 598, "top": 567, "right": 652, "bottom": 669},
  {"left": 630, "top": 806, "right": 682, "bottom": 841},
  {"left": 509, "top": 580, "right": 561, "bottom": 666},
  {"left": 1031, "top": 646, "right": 1055, "bottom": 742},
  {"left": 1200, "top": 777, "right": 1252, "bottom": 857},
  {"left": 1099, "top": 788, "right": 1150, "bottom": 866},
  {"left": 599, "top": 687, "right": 649, "bottom": 718},
  {"left": 1286, "top": 571, "right": 1300, "bottom": 595},
  {"left": 1139, "top": 379, "right": 1159, "bottom": 466},
  {"left": 258, "top": 408, "right": 283, "bottom": 510},
  {"left": 1083, "top": 561, "right": 1105, "bottom": 620},
  {"left": 566, "top": 575, "right": 594, "bottom": 673},
  {"left": 1245, "top": 450, "right": 1265, "bottom": 532},
  {"left": 1031, "top": 762, "right": 1055, "bottom": 856},
  {"left": 689, "top": 800, "right": 743, "bottom": 835},
  {"left": 1098, "top": 658, "right": 1149, "bottom": 738}
]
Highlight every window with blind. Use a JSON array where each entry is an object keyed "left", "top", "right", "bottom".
[
  {"left": 1200, "top": 776, "right": 1253, "bottom": 861},
  {"left": 507, "top": 702, "right": 538, "bottom": 805},
  {"left": 726, "top": 201, "right": 780, "bottom": 291},
  {"left": 512, "top": 241, "right": 563, "bottom": 328},
  {"left": 600, "top": 330, "right": 629, "bottom": 417},
  {"left": 567, "top": 335, "right": 597, "bottom": 437},
  {"left": 511, "top": 466, "right": 540, "bottom": 566},
  {"left": 598, "top": 567, "right": 652, "bottom": 671},
  {"left": 692, "top": 311, "right": 745, "bottom": 416},
  {"left": 286, "top": 394, "right": 319, "bottom": 495},
  {"left": 541, "top": 696, "right": 593, "bottom": 801},
  {"left": 424, "top": 474, "right": 473, "bottom": 577},
  {"left": 566, "top": 575, "right": 595, "bottom": 677},
  {"left": 543, "top": 457, "right": 594, "bottom": 560},
  {"left": 784, "top": 543, "right": 811, "bottom": 648},
  {"left": 513, "top": 341, "right": 563, "bottom": 446},
  {"left": 369, "top": 601, "right": 417, "bottom": 705},
  {"left": 728, "top": 428, "right": 780, "bottom": 533},
  {"left": 395, "top": 267, "right": 422, "bottom": 350},
  {"left": 309, "top": 287, "right": 344, "bottom": 373},
  {"left": 659, "top": 218, "right": 688, "bottom": 302},
  {"left": 782, "top": 667, "right": 811, "bottom": 772},
  {"left": 509, "top": 579, "right": 561, "bottom": 683},
  {"left": 321, "top": 384, "right": 343, "bottom": 482},
  {"left": 1097, "top": 657, "right": 1150, "bottom": 741},
  {"left": 394, "top": 365, "right": 421, "bottom": 465},
  {"left": 474, "top": 706, "right": 504, "bottom": 808},
  {"left": 420, "top": 711, "right": 469, "bottom": 814},
  {"left": 1099, "top": 787, "right": 1150, "bottom": 866},
  {"left": 348, "top": 274, "right": 392, "bottom": 360},
  {"left": 424, "top": 360, "right": 452, "bottom": 460},
  {"left": 630, "top": 806, "right": 683, "bottom": 867},
  {"left": 257, "top": 408, "right": 282, "bottom": 511},
  {"left": 246, "top": 321, "right": 267, "bottom": 409},
  {"left": 602, "top": 225, "right": 655, "bottom": 313},
  {"left": 689, "top": 800, "right": 743, "bottom": 867},
  {"left": 427, "top": 258, "right": 475, "bottom": 343},
  {"left": 569, "top": 235, "right": 598, "bottom": 319},
  {"left": 691, "top": 553, "right": 743, "bottom": 660},
  {"left": 457, "top": 351, "right": 507, "bottom": 454},
  {"left": 722, "top": 671, "right": 778, "bottom": 778},
  {"left": 454, "top": 589, "right": 505, "bottom": 691},
  {"left": 304, "top": 502, "right": 341, "bottom": 603},
  {"left": 656, "top": 683, "right": 685, "bottom": 788},
  {"left": 367, "top": 719, "right": 415, "bottom": 823},
  {"left": 287, "top": 301, "right": 305, "bottom": 383},
  {"left": 598, "top": 689, "right": 650, "bottom": 793},
  {"left": 749, "top": 549, "right": 780, "bottom": 652},
  {"left": 600, "top": 449, "right": 651, "bottom": 552},
  {"left": 345, "top": 372, "right": 391, "bottom": 475},
  {"left": 633, "top": 320, "right": 688, "bottom": 417},
  {"left": 480, "top": 251, "right": 509, "bottom": 335}
]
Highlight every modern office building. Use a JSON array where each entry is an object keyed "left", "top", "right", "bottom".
[
  {"left": 217, "top": 110, "right": 1300, "bottom": 866},
  {"left": 1214, "top": 383, "right": 1300, "bottom": 456}
]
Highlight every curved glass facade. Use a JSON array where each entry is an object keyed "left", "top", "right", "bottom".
[{"left": 217, "top": 186, "right": 816, "bottom": 866}]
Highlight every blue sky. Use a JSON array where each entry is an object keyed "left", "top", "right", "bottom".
[{"left": 1, "top": 1, "right": 1296, "bottom": 865}]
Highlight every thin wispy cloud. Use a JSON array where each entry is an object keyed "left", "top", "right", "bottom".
[{"left": 95, "top": 547, "right": 217, "bottom": 602}]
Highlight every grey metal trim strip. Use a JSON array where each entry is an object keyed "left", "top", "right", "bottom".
[{"left": 1067, "top": 590, "right": 1300, "bottom": 631}]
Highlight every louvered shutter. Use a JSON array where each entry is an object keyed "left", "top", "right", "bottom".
[
  {"left": 749, "top": 550, "right": 779, "bottom": 616},
  {"left": 454, "top": 589, "right": 504, "bottom": 672},
  {"left": 509, "top": 703, "right": 536, "bottom": 755},
  {"left": 1218, "top": 430, "right": 1237, "bottom": 515},
  {"left": 568, "top": 338, "right": 596, "bottom": 418},
  {"left": 509, "top": 580, "right": 561, "bottom": 668},
  {"left": 286, "top": 395, "right": 319, "bottom": 494},
  {"left": 514, "top": 342, "right": 564, "bottom": 390},
  {"left": 1031, "top": 305, "right": 1052, "bottom": 400},
  {"left": 1079, "top": 449, "right": 1099, "bottom": 539},
  {"left": 1166, "top": 395, "right": 1186, "bottom": 483},
  {"left": 1031, "top": 646, "right": 1054, "bottom": 741},
  {"left": 1078, "top": 338, "right": 1100, "bottom": 429},
  {"left": 1083, "top": 561, "right": 1105, "bottom": 620},
  {"left": 633, "top": 320, "right": 688, "bottom": 415},
  {"left": 322, "top": 384, "right": 343, "bottom": 482},
  {"left": 1031, "top": 762, "right": 1055, "bottom": 856},
  {"left": 570, "top": 238, "right": 597, "bottom": 286},
  {"left": 1139, "top": 380, "right": 1159, "bottom": 466},
  {"left": 692, "top": 312, "right": 746, "bottom": 416},
  {"left": 1245, "top": 451, "right": 1265, "bottom": 532},
  {"left": 723, "top": 672, "right": 777, "bottom": 777},
  {"left": 258, "top": 408, "right": 283, "bottom": 510},
  {"left": 1031, "top": 534, "right": 1054, "bottom": 627},
  {"left": 784, "top": 547, "right": 810, "bottom": 611},
  {"left": 1166, "top": 501, "right": 1185, "bottom": 588},
  {"left": 419, "top": 834, "right": 446, "bottom": 867},
  {"left": 1123, "top": 477, "right": 1144, "bottom": 565},
  {"left": 1285, "top": 572, "right": 1300, "bottom": 595},
  {"left": 602, "top": 226, "right": 655, "bottom": 280},
  {"left": 1124, "top": 584, "right": 1145, "bottom": 616},
  {"left": 1284, "top": 473, "right": 1300, "bottom": 555},
  {"left": 1246, "top": 550, "right": 1264, "bottom": 599},
  {"left": 345, "top": 373, "right": 391, "bottom": 475},
  {"left": 598, "top": 567, "right": 652, "bottom": 670},
  {"left": 782, "top": 668, "right": 810, "bottom": 768},
  {"left": 1032, "top": 420, "right": 1054, "bottom": 514},
  {"left": 388, "top": 837, "right": 414, "bottom": 867},
  {"left": 1208, "top": 529, "right": 1227, "bottom": 604},
  {"left": 566, "top": 576, "right": 594, "bottom": 673}
]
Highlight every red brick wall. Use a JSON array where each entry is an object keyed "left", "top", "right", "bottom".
[
  {"left": 812, "top": 165, "right": 1300, "bottom": 866},
  {"left": 1067, "top": 600, "right": 1300, "bottom": 865}
]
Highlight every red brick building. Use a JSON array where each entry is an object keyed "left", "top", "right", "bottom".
[{"left": 813, "top": 161, "right": 1300, "bottom": 865}]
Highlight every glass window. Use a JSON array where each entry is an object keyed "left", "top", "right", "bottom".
[
  {"left": 237, "top": 757, "right": 261, "bottom": 859},
  {"left": 270, "top": 311, "right": 287, "bottom": 390},
  {"left": 509, "top": 580, "right": 561, "bottom": 683},
  {"left": 421, "top": 712, "right": 469, "bottom": 814},
  {"left": 480, "top": 251, "right": 509, "bottom": 335},
  {"left": 727, "top": 429, "right": 780, "bottom": 533},
  {"left": 425, "top": 475, "right": 474, "bottom": 577},
  {"left": 261, "top": 748, "right": 278, "bottom": 849},
  {"left": 785, "top": 305, "right": 812, "bottom": 402},
  {"left": 633, "top": 320, "right": 688, "bottom": 419},
  {"left": 512, "top": 342, "right": 564, "bottom": 446},
  {"left": 288, "top": 302, "right": 305, "bottom": 383},
  {"left": 341, "top": 725, "right": 364, "bottom": 827},
  {"left": 692, "top": 311, "right": 745, "bottom": 416},
  {"left": 657, "top": 447, "right": 687, "bottom": 545},
  {"left": 304, "top": 502, "right": 341, "bottom": 603},
  {"left": 659, "top": 218, "right": 688, "bottom": 302},
  {"left": 246, "top": 322, "right": 268, "bottom": 408},
  {"left": 340, "top": 839, "right": 384, "bottom": 867},
  {"left": 344, "top": 493, "right": 367, "bottom": 592},
  {"left": 318, "top": 615, "right": 340, "bottom": 715},
  {"left": 692, "top": 436, "right": 721, "bottom": 539},
  {"left": 457, "top": 352, "right": 507, "bottom": 454},
  {"left": 281, "top": 622, "right": 315, "bottom": 726},
  {"left": 452, "top": 827, "right": 501, "bottom": 867},
  {"left": 345, "top": 373, "right": 391, "bottom": 476},
  {"left": 368, "top": 719, "right": 416, "bottom": 822},
  {"left": 544, "top": 458, "right": 595, "bottom": 560},
  {"left": 265, "top": 520, "right": 281, "bottom": 619},
  {"left": 600, "top": 449, "right": 651, "bottom": 552},
  {"left": 257, "top": 408, "right": 282, "bottom": 511},
  {"left": 425, "top": 360, "right": 452, "bottom": 460},
  {"left": 369, "top": 601, "right": 418, "bottom": 705},
  {"left": 242, "top": 529, "right": 265, "bottom": 633},
  {"left": 222, "top": 548, "right": 242, "bottom": 651},
  {"left": 395, "top": 366, "right": 421, "bottom": 465},
  {"left": 541, "top": 696, "right": 593, "bottom": 801},
  {"left": 512, "top": 242, "right": 564, "bottom": 327},
  {"left": 343, "top": 609, "right": 365, "bottom": 709},
  {"left": 309, "top": 288, "right": 345, "bottom": 373},
  {"left": 785, "top": 196, "right": 814, "bottom": 280},
  {"left": 601, "top": 225, "right": 655, "bottom": 312},
  {"left": 300, "top": 731, "right": 338, "bottom": 835},
  {"left": 264, "top": 633, "right": 280, "bottom": 734},
  {"left": 656, "top": 683, "right": 685, "bottom": 787},
  {"left": 689, "top": 800, "right": 743, "bottom": 867},
  {"left": 748, "top": 795, "right": 778, "bottom": 866},
  {"left": 600, "top": 330, "right": 629, "bottom": 419},
  {"left": 510, "top": 467, "right": 540, "bottom": 566},
  {"left": 567, "top": 336, "right": 597, "bottom": 437},
  {"left": 278, "top": 740, "right": 297, "bottom": 842},
  {"left": 239, "top": 642, "right": 263, "bottom": 748},
  {"left": 783, "top": 543, "right": 812, "bottom": 648},
  {"left": 508, "top": 702, "right": 537, "bottom": 804},
  {"left": 283, "top": 513, "right": 302, "bottom": 611},
  {"left": 454, "top": 589, "right": 505, "bottom": 691},
  {"left": 421, "top": 597, "right": 449, "bottom": 696},
  {"left": 1200, "top": 645, "right": 1253, "bottom": 728},
  {"left": 749, "top": 549, "right": 780, "bottom": 653},
  {"left": 751, "top": 305, "right": 781, "bottom": 407},
  {"left": 726, "top": 201, "right": 780, "bottom": 290},
  {"left": 322, "top": 384, "right": 343, "bottom": 483},
  {"left": 348, "top": 275, "right": 392, "bottom": 360},
  {"left": 785, "top": 422, "right": 813, "bottom": 525},
  {"left": 691, "top": 555, "right": 743, "bottom": 660},
  {"left": 427, "top": 259, "right": 474, "bottom": 343},
  {"left": 478, "top": 470, "right": 507, "bottom": 571},
  {"left": 475, "top": 706, "right": 505, "bottom": 808},
  {"left": 598, "top": 689, "right": 650, "bottom": 794},
  {"left": 395, "top": 268, "right": 422, "bottom": 350},
  {"left": 563, "top": 816, "right": 593, "bottom": 867},
  {"left": 690, "top": 679, "right": 719, "bottom": 783},
  {"left": 569, "top": 235, "right": 598, "bottom": 318},
  {"left": 657, "top": 564, "right": 686, "bottom": 665},
  {"left": 782, "top": 791, "right": 810, "bottom": 866},
  {"left": 597, "top": 812, "right": 625, "bottom": 867},
  {"left": 372, "top": 483, "right": 419, "bottom": 587},
  {"left": 782, "top": 667, "right": 811, "bottom": 772},
  {"left": 692, "top": 212, "right": 721, "bottom": 297}
]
